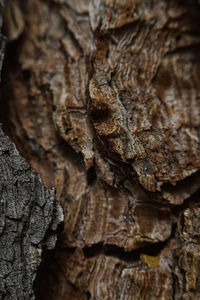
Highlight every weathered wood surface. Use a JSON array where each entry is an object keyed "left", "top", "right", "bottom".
[{"left": 1, "top": 0, "right": 200, "bottom": 299}]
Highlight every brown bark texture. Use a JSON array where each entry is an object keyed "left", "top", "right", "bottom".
[{"left": 1, "top": 0, "right": 200, "bottom": 299}]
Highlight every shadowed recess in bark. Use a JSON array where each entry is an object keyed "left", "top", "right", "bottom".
[{"left": 83, "top": 225, "right": 176, "bottom": 261}]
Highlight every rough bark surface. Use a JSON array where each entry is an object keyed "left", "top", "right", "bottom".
[
  {"left": 0, "top": 126, "right": 63, "bottom": 300},
  {"left": 1, "top": 0, "right": 200, "bottom": 299}
]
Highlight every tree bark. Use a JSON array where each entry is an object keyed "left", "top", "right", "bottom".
[
  {"left": 0, "top": 126, "right": 63, "bottom": 300},
  {"left": 1, "top": 0, "right": 200, "bottom": 299}
]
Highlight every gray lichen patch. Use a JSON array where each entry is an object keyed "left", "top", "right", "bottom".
[{"left": 0, "top": 126, "right": 63, "bottom": 300}]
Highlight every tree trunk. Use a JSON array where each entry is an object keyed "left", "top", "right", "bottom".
[{"left": 1, "top": 0, "right": 200, "bottom": 299}]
